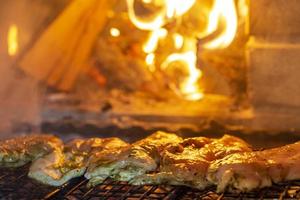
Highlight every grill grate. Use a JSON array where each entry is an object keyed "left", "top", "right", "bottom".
[{"left": 1, "top": 166, "right": 300, "bottom": 200}]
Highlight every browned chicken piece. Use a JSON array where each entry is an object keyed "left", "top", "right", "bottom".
[
  {"left": 208, "top": 141, "right": 300, "bottom": 193},
  {"left": 0, "top": 134, "right": 63, "bottom": 167},
  {"left": 85, "top": 131, "right": 183, "bottom": 187},
  {"left": 131, "top": 135, "right": 252, "bottom": 189},
  {"left": 29, "top": 137, "right": 129, "bottom": 186}
]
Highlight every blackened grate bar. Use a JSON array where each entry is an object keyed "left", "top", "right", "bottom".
[{"left": 1, "top": 166, "right": 300, "bottom": 200}]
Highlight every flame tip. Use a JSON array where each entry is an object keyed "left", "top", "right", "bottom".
[{"left": 7, "top": 24, "right": 19, "bottom": 56}]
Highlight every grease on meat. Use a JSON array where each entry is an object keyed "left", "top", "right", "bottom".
[
  {"left": 29, "top": 137, "right": 129, "bottom": 186},
  {"left": 0, "top": 134, "right": 63, "bottom": 167},
  {"left": 132, "top": 135, "right": 252, "bottom": 189},
  {"left": 85, "top": 131, "right": 183, "bottom": 187},
  {"left": 208, "top": 141, "right": 300, "bottom": 192}
]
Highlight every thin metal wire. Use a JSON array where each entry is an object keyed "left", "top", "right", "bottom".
[{"left": 2, "top": 166, "right": 300, "bottom": 200}]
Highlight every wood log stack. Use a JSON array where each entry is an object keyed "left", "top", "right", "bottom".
[{"left": 19, "top": 0, "right": 114, "bottom": 91}]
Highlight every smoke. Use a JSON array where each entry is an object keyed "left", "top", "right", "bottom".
[{"left": 0, "top": 0, "right": 68, "bottom": 138}]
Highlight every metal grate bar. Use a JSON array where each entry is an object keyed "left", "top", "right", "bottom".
[{"left": 2, "top": 166, "right": 300, "bottom": 200}]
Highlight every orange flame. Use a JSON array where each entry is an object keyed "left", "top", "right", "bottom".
[
  {"left": 165, "top": 0, "right": 196, "bottom": 18},
  {"left": 110, "top": 27, "right": 121, "bottom": 37},
  {"left": 127, "top": 0, "right": 240, "bottom": 101},
  {"left": 203, "top": 0, "right": 238, "bottom": 49},
  {"left": 162, "top": 50, "right": 203, "bottom": 101},
  {"left": 7, "top": 24, "right": 19, "bottom": 56},
  {"left": 143, "top": 28, "right": 168, "bottom": 54},
  {"left": 238, "top": 0, "right": 249, "bottom": 19},
  {"left": 126, "top": 0, "right": 165, "bottom": 31},
  {"left": 173, "top": 33, "right": 184, "bottom": 50}
]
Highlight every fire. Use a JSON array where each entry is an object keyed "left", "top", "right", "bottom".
[
  {"left": 203, "top": 0, "right": 238, "bottom": 49},
  {"left": 7, "top": 24, "right": 19, "bottom": 56},
  {"left": 110, "top": 27, "right": 120, "bottom": 37},
  {"left": 238, "top": 0, "right": 249, "bottom": 18},
  {"left": 143, "top": 28, "right": 168, "bottom": 72},
  {"left": 127, "top": 0, "right": 240, "bottom": 101},
  {"left": 173, "top": 33, "right": 184, "bottom": 50},
  {"left": 126, "top": 0, "right": 165, "bottom": 31},
  {"left": 145, "top": 53, "right": 156, "bottom": 72},
  {"left": 143, "top": 28, "right": 168, "bottom": 54},
  {"left": 127, "top": 0, "right": 195, "bottom": 30},
  {"left": 165, "top": 0, "right": 196, "bottom": 18},
  {"left": 162, "top": 50, "right": 203, "bottom": 101}
]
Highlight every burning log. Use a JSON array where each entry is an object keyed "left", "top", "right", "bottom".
[{"left": 19, "top": 0, "right": 115, "bottom": 91}]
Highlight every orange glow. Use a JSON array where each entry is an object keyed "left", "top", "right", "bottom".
[
  {"left": 127, "top": 0, "right": 195, "bottom": 30},
  {"left": 238, "top": 0, "right": 249, "bottom": 18},
  {"left": 162, "top": 50, "right": 203, "bottom": 101},
  {"left": 7, "top": 24, "right": 19, "bottom": 56},
  {"left": 142, "top": 0, "right": 151, "bottom": 4},
  {"left": 203, "top": 0, "right": 238, "bottom": 49},
  {"left": 165, "top": 0, "right": 196, "bottom": 18},
  {"left": 127, "top": 0, "right": 202, "bottom": 101},
  {"left": 145, "top": 53, "right": 155, "bottom": 65},
  {"left": 143, "top": 28, "right": 167, "bottom": 73},
  {"left": 127, "top": 0, "right": 239, "bottom": 101},
  {"left": 173, "top": 33, "right": 184, "bottom": 49},
  {"left": 143, "top": 28, "right": 167, "bottom": 53},
  {"left": 126, "top": 0, "right": 165, "bottom": 31},
  {"left": 110, "top": 27, "right": 120, "bottom": 37}
]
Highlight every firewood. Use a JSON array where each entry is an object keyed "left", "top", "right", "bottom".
[{"left": 19, "top": 0, "right": 114, "bottom": 91}]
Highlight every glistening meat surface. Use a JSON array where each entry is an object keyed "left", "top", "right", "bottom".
[
  {"left": 29, "top": 137, "right": 129, "bottom": 186},
  {"left": 208, "top": 141, "right": 300, "bottom": 192},
  {"left": 85, "top": 131, "right": 183, "bottom": 187},
  {"left": 0, "top": 134, "right": 63, "bottom": 167},
  {"left": 131, "top": 135, "right": 252, "bottom": 189}
]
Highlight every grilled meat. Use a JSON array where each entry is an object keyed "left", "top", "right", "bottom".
[
  {"left": 132, "top": 135, "right": 252, "bottom": 189},
  {"left": 85, "top": 131, "right": 183, "bottom": 187},
  {"left": 0, "top": 134, "right": 63, "bottom": 167},
  {"left": 83, "top": 138, "right": 131, "bottom": 187},
  {"left": 29, "top": 137, "right": 129, "bottom": 186},
  {"left": 208, "top": 141, "right": 300, "bottom": 192}
]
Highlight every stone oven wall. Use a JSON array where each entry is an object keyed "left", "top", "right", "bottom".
[{"left": 247, "top": 0, "right": 300, "bottom": 130}]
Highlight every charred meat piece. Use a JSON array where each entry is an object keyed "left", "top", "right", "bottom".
[
  {"left": 208, "top": 141, "right": 300, "bottom": 192},
  {"left": 132, "top": 135, "right": 252, "bottom": 189},
  {"left": 0, "top": 134, "right": 63, "bottom": 167},
  {"left": 29, "top": 137, "right": 129, "bottom": 186},
  {"left": 85, "top": 131, "right": 183, "bottom": 187}
]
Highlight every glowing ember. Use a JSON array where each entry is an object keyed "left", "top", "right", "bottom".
[
  {"left": 203, "top": 0, "right": 238, "bottom": 49},
  {"left": 7, "top": 24, "right": 19, "bottom": 56},
  {"left": 110, "top": 27, "right": 120, "bottom": 37}
]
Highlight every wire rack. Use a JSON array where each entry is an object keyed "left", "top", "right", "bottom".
[{"left": 1, "top": 166, "right": 300, "bottom": 200}]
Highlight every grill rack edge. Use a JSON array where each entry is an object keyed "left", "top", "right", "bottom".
[{"left": 1, "top": 165, "right": 300, "bottom": 200}]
